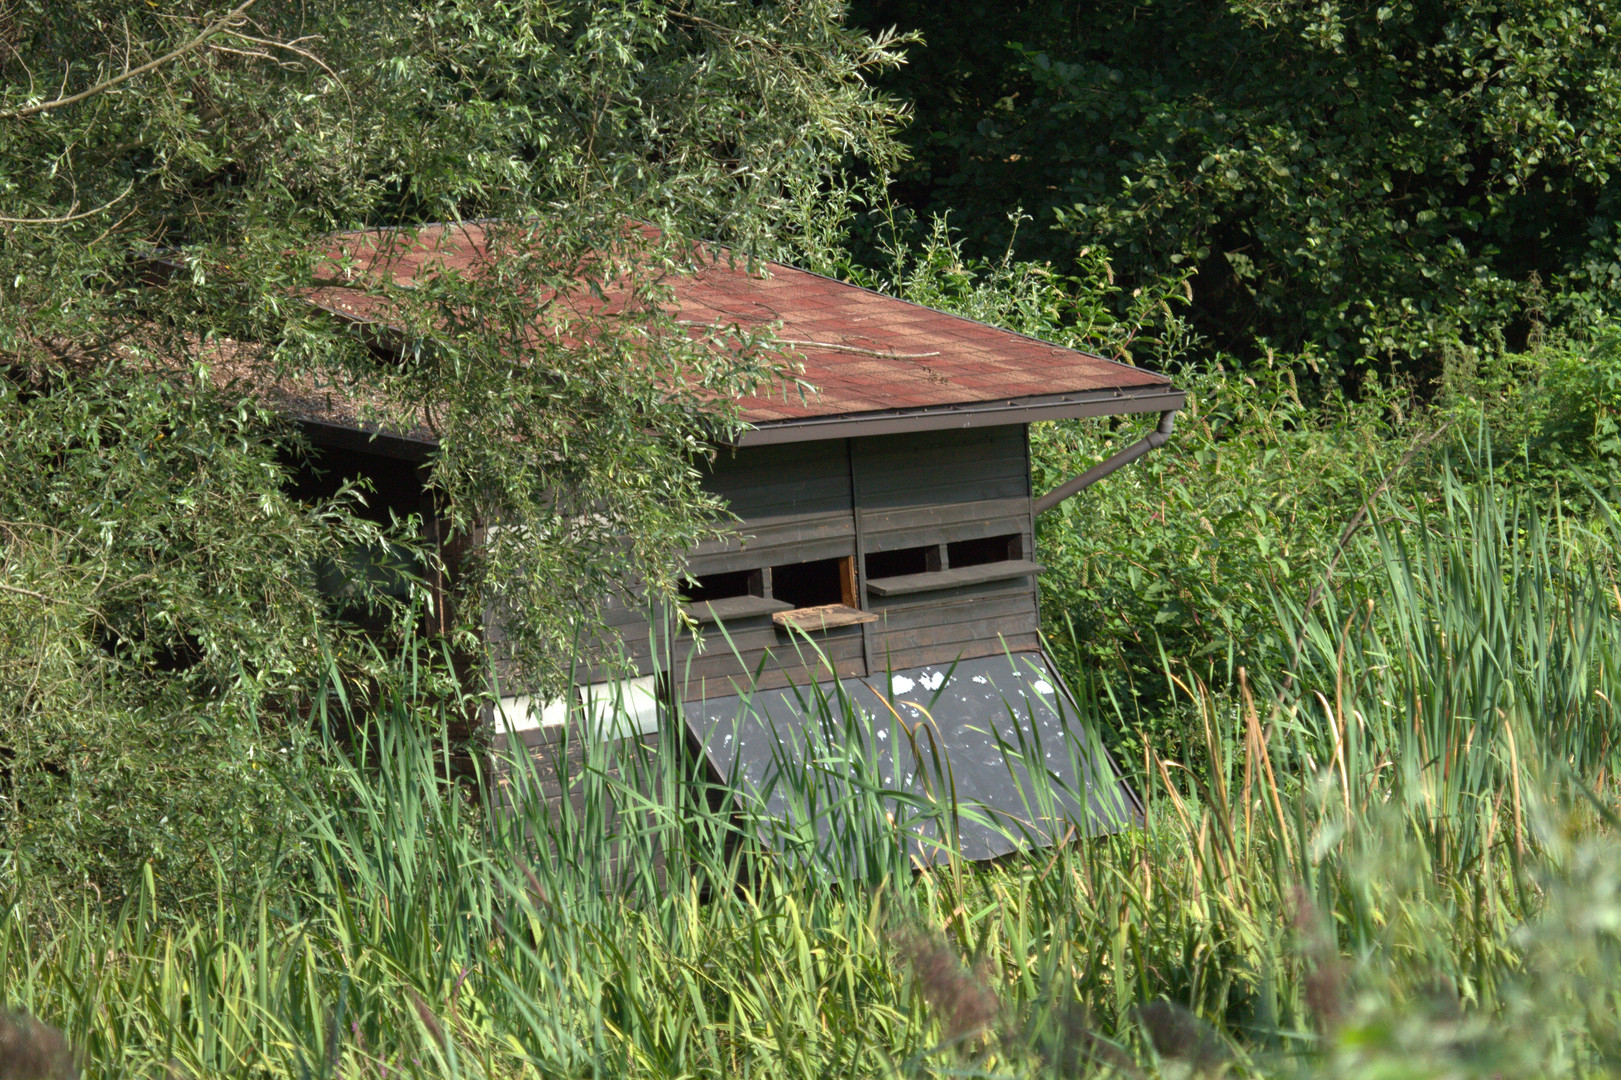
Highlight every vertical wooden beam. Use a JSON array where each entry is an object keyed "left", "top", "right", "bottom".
[
  {"left": 839, "top": 555, "right": 858, "bottom": 608},
  {"left": 846, "top": 438, "right": 875, "bottom": 677},
  {"left": 1023, "top": 423, "right": 1040, "bottom": 630}
]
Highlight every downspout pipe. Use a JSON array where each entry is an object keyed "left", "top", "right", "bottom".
[{"left": 1033, "top": 409, "right": 1178, "bottom": 515}]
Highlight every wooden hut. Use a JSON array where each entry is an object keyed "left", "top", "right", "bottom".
[{"left": 287, "top": 224, "right": 1185, "bottom": 860}]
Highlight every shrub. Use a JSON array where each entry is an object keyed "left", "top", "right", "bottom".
[{"left": 0, "top": 369, "right": 394, "bottom": 908}]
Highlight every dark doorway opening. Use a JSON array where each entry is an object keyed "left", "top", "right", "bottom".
[
  {"left": 947, "top": 533, "right": 1021, "bottom": 568},
  {"left": 771, "top": 557, "right": 847, "bottom": 609},
  {"left": 864, "top": 544, "right": 941, "bottom": 580},
  {"left": 681, "top": 568, "right": 762, "bottom": 604}
]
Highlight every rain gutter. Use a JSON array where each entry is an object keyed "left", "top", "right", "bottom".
[
  {"left": 1032, "top": 408, "right": 1179, "bottom": 515},
  {"left": 734, "top": 385, "right": 1184, "bottom": 447}
]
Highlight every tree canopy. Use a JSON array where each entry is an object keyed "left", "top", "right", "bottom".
[
  {"left": 851, "top": 0, "right": 1621, "bottom": 373},
  {"left": 0, "top": 0, "right": 906, "bottom": 898}
]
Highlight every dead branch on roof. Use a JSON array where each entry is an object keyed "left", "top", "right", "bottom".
[
  {"left": 675, "top": 321, "right": 939, "bottom": 360},
  {"left": 777, "top": 338, "right": 940, "bottom": 360}
]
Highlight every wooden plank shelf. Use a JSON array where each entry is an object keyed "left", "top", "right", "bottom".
[
  {"left": 864, "top": 560, "right": 1045, "bottom": 597},
  {"left": 772, "top": 603, "right": 879, "bottom": 631},
  {"left": 684, "top": 595, "right": 793, "bottom": 624}
]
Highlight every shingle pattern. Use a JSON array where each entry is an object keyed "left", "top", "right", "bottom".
[{"left": 306, "top": 224, "right": 1171, "bottom": 426}]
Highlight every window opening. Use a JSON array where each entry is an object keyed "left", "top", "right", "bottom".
[
  {"left": 770, "top": 556, "right": 850, "bottom": 610},
  {"left": 316, "top": 541, "right": 422, "bottom": 600},
  {"left": 947, "top": 533, "right": 1022, "bottom": 569},
  {"left": 682, "top": 568, "right": 762, "bottom": 604},
  {"left": 864, "top": 544, "right": 941, "bottom": 581}
]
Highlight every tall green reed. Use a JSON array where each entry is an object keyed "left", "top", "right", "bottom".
[
  {"left": 3, "top": 456, "right": 1621, "bottom": 1078},
  {"left": 1263, "top": 455, "right": 1621, "bottom": 867}
]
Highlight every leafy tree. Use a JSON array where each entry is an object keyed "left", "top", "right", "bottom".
[
  {"left": 850, "top": 0, "right": 1621, "bottom": 373},
  {"left": 0, "top": 0, "right": 906, "bottom": 903}
]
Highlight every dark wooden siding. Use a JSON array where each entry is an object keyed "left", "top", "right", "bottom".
[
  {"left": 575, "top": 439, "right": 865, "bottom": 698},
  {"left": 677, "top": 440, "right": 863, "bottom": 695},
  {"left": 566, "top": 426, "right": 1038, "bottom": 698},
  {"left": 687, "top": 440, "right": 857, "bottom": 570},
  {"left": 853, "top": 428, "right": 1039, "bottom": 667},
  {"left": 854, "top": 427, "right": 1030, "bottom": 553},
  {"left": 491, "top": 425, "right": 1041, "bottom": 844}
]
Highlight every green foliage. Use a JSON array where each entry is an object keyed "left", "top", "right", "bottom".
[
  {"left": 0, "top": 369, "right": 391, "bottom": 905},
  {"left": 1034, "top": 362, "right": 1424, "bottom": 750},
  {"left": 856, "top": 216, "right": 1621, "bottom": 794},
  {"left": 1, "top": 0, "right": 908, "bottom": 686},
  {"left": 841, "top": 210, "right": 1199, "bottom": 367},
  {"left": 0, "top": 0, "right": 909, "bottom": 902},
  {"left": 1035, "top": 335, "right": 1621, "bottom": 768},
  {"left": 3, "top": 462, "right": 1621, "bottom": 1076},
  {"left": 850, "top": 0, "right": 1621, "bottom": 370},
  {"left": 1438, "top": 324, "right": 1621, "bottom": 499}
]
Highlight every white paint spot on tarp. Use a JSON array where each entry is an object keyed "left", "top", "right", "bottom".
[
  {"left": 972, "top": 675, "right": 988, "bottom": 684},
  {"left": 919, "top": 670, "right": 945, "bottom": 691},
  {"left": 891, "top": 675, "right": 916, "bottom": 694},
  {"left": 577, "top": 675, "right": 661, "bottom": 738},
  {"left": 494, "top": 694, "right": 567, "bottom": 732},
  {"left": 1032, "top": 680, "right": 1054, "bottom": 695}
]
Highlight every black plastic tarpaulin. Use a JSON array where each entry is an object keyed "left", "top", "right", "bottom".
[{"left": 681, "top": 651, "right": 1140, "bottom": 865}]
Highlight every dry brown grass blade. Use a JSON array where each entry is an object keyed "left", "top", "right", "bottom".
[{"left": 1240, "top": 668, "right": 1292, "bottom": 865}]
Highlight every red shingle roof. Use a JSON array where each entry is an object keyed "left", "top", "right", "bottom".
[{"left": 306, "top": 223, "right": 1178, "bottom": 438}]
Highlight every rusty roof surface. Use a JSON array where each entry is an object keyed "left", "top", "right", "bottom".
[{"left": 306, "top": 223, "right": 1176, "bottom": 434}]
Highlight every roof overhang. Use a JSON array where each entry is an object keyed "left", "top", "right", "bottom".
[
  {"left": 732, "top": 383, "right": 1187, "bottom": 446},
  {"left": 295, "top": 418, "right": 437, "bottom": 461},
  {"left": 292, "top": 384, "right": 1186, "bottom": 461}
]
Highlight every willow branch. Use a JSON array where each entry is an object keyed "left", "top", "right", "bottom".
[
  {"left": 0, "top": 183, "right": 132, "bottom": 224},
  {"left": 0, "top": 580, "right": 55, "bottom": 602},
  {"left": 1, "top": 0, "right": 258, "bottom": 120}
]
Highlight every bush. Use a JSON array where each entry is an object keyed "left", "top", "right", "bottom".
[
  {"left": 1033, "top": 325, "right": 1621, "bottom": 772},
  {"left": 1032, "top": 361, "right": 1427, "bottom": 759},
  {"left": 0, "top": 369, "right": 396, "bottom": 908},
  {"left": 1441, "top": 322, "right": 1621, "bottom": 501}
]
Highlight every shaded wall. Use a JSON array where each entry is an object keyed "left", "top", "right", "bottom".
[{"left": 574, "top": 425, "right": 1041, "bottom": 701}]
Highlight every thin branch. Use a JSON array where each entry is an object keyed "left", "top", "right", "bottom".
[
  {"left": 227, "top": 31, "right": 352, "bottom": 114},
  {"left": 230, "top": 32, "right": 339, "bottom": 82},
  {"left": 0, "top": 0, "right": 258, "bottom": 120},
  {"left": 0, "top": 182, "right": 132, "bottom": 225},
  {"left": 675, "top": 321, "right": 940, "bottom": 359},
  {"left": 0, "top": 580, "right": 54, "bottom": 602},
  {"left": 0, "top": 519, "right": 71, "bottom": 538}
]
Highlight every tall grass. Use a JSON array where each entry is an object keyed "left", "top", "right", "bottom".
[{"left": 3, "top": 463, "right": 1621, "bottom": 1078}]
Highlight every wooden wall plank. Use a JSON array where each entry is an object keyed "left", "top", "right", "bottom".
[
  {"left": 848, "top": 427, "right": 1040, "bottom": 677},
  {"left": 523, "top": 424, "right": 1044, "bottom": 707},
  {"left": 704, "top": 441, "right": 853, "bottom": 518}
]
